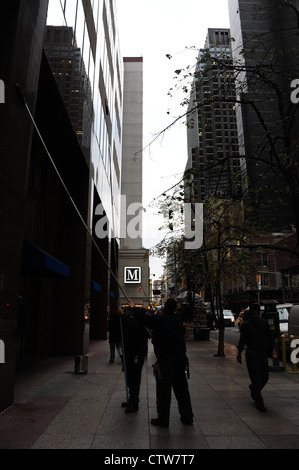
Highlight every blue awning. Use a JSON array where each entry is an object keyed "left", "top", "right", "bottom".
[
  {"left": 91, "top": 280, "right": 102, "bottom": 292},
  {"left": 22, "top": 240, "right": 70, "bottom": 278}
]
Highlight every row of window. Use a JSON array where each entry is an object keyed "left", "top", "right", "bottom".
[{"left": 46, "top": 0, "right": 123, "bottom": 232}]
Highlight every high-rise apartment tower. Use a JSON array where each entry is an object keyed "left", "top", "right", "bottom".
[{"left": 186, "top": 28, "right": 241, "bottom": 201}]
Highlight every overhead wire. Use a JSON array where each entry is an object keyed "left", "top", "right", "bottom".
[
  {"left": 16, "top": 82, "right": 131, "bottom": 304},
  {"left": 17, "top": 81, "right": 133, "bottom": 399}
]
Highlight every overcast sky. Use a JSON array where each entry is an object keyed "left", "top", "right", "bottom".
[{"left": 115, "top": 0, "right": 230, "bottom": 278}]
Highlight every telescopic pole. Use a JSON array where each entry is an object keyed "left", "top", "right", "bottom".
[{"left": 119, "top": 308, "right": 129, "bottom": 405}]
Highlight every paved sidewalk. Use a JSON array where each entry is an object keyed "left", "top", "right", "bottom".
[{"left": 1, "top": 332, "right": 299, "bottom": 449}]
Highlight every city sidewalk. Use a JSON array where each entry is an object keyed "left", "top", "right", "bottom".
[{"left": 1, "top": 332, "right": 299, "bottom": 450}]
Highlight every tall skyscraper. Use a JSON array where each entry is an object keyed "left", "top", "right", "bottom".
[
  {"left": 45, "top": 0, "right": 123, "bottom": 238},
  {"left": 118, "top": 58, "right": 149, "bottom": 307},
  {"left": 0, "top": 0, "right": 124, "bottom": 411},
  {"left": 0, "top": 0, "right": 50, "bottom": 413},
  {"left": 228, "top": 0, "right": 299, "bottom": 232},
  {"left": 186, "top": 28, "right": 241, "bottom": 202}
]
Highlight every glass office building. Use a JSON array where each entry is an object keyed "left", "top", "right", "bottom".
[
  {"left": 0, "top": 0, "right": 124, "bottom": 411},
  {"left": 227, "top": 0, "right": 299, "bottom": 231},
  {"left": 186, "top": 28, "right": 241, "bottom": 202},
  {"left": 45, "top": 0, "right": 123, "bottom": 236}
]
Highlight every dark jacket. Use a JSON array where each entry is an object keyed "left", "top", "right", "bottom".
[
  {"left": 238, "top": 317, "right": 273, "bottom": 353},
  {"left": 151, "top": 313, "right": 186, "bottom": 358},
  {"left": 122, "top": 310, "right": 148, "bottom": 356},
  {"left": 131, "top": 306, "right": 187, "bottom": 358},
  {"left": 145, "top": 311, "right": 186, "bottom": 358},
  {"left": 107, "top": 314, "right": 122, "bottom": 344}
]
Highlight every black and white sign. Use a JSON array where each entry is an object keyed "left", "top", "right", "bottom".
[{"left": 124, "top": 267, "right": 141, "bottom": 284}]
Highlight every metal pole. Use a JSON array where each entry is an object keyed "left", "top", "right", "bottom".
[
  {"left": 16, "top": 83, "right": 131, "bottom": 303},
  {"left": 17, "top": 83, "right": 132, "bottom": 398},
  {"left": 119, "top": 309, "right": 129, "bottom": 404}
]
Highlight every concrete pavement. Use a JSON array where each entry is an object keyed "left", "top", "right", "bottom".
[{"left": 1, "top": 330, "right": 299, "bottom": 450}]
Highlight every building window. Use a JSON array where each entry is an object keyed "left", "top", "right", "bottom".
[
  {"left": 258, "top": 253, "right": 268, "bottom": 267},
  {"left": 285, "top": 274, "right": 299, "bottom": 288},
  {"left": 261, "top": 273, "right": 270, "bottom": 287}
]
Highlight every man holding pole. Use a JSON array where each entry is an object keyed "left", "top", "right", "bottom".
[{"left": 119, "top": 303, "right": 148, "bottom": 413}]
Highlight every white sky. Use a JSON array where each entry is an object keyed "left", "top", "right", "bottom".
[{"left": 115, "top": 0, "right": 230, "bottom": 278}]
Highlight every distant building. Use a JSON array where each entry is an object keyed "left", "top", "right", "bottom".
[
  {"left": 185, "top": 21, "right": 299, "bottom": 311},
  {"left": 186, "top": 28, "right": 241, "bottom": 202},
  {"left": 228, "top": 0, "right": 299, "bottom": 232},
  {"left": 44, "top": 26, "right": 93, "bottom": 156},
  {"left": 118, "top": 58, "right": 149, "bottom": 307}
]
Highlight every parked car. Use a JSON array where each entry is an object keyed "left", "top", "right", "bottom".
[
  {"left": 223, "top": 309, "right": 235, "bottom": 327},
  {"left": 215, "top": 309, "right": 235, "bottom": 327}
]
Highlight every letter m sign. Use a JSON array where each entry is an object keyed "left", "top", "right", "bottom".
[{"left": 124, "top": 267, "right": 141, "bottom": 284}]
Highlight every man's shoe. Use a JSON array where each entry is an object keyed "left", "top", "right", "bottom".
[
  {"left": 125, "top": 404, "right": 139, "bottom": 413},
  {"left": 180, "top": 417, "right": 193, "bottom": 425},
  {"left": 256, "top": 402, "right": 267, "bottom": 412},
  {"left": 151, "top": 418, "right": 169, "bottom": 428},
  {"left": 249, "top": 384, "right": 257, "bottom": 401}
]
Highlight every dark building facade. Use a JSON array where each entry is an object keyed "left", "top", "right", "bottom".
[
  {"left": 0, "top": 1, "right": 123, "bottom": 412},
  {"left": 0, "top": 0, "right": 50, "bottom": 413},
  {"left": 186, "top": 28, "right": 241, "bottom": 202},
  {"left": 228, "top": 0, "right": 299, "bottom": 233}
]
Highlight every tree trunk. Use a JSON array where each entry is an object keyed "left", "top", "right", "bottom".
[
  {"left": 214, "top": 278, "right": 225, "bottom": 357},
  {"left": 215, "top": 328, "right": 225, "bottom": 357}
]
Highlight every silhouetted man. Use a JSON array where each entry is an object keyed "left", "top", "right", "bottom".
[{"left": 237, "top": 303, "right": 274, "bottom": 412}]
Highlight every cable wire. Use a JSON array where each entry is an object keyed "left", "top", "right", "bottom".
[{"left": 16, "top": 82, "right": 130, "bottom": 303}]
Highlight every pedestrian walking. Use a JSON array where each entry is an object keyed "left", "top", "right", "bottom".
[
  {"left": 119, "top": 303, "right": 148, "bottom": 413},
  {"left": 142, "top": 298, "right": 194, "bottom": 428},
  {"left": 107, "top": 308, "right": 123, "bottom": 364},
  {"left": 237, "top": 303, "right": 275, "bottom": 412}
]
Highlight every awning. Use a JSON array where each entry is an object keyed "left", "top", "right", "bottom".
[
  {"left": 91, "top": 280, "right": 102, "bottom": 292},
  {"left": 22, "top": 240, "right": 70, "bottom": 278}
]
